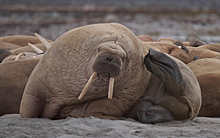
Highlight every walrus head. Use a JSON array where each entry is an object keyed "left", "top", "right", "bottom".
[{"left": 78, "top": 41, "right": 126, "bottom": 100}]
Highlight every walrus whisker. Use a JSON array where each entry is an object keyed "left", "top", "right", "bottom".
[
  {"left": 15, "top": 52, "right": 25, "bottom": 60},
  {"left": 78, "top": 72, "right": 97, "bottom": 100},
  {"left": 28, "top": 43, "right": 44, "bottom": 53},
  {"left": 34, "top": 33, "right": 51, "bottom": 49},
  {"left": 108, "top": 77, "right": 114, "bottom": 99}
]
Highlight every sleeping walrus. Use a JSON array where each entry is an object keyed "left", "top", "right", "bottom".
[
  {"left": 20, "top": 23, "right": 201, "bottom": 123},
  {"left": 188, "top": 58, "right": 220, "bottom": 117}
]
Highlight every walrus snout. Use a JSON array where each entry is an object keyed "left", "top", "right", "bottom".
[{"left": 92, "top": 52, "right": 122, "bottom": 77}]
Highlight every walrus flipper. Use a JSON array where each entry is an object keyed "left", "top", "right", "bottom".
[
  {"left": 137, "top": 96, "right": 174, "bottom": 124},
  {"left": 144, "top": 48, "right": 185, "bottom": 98}
]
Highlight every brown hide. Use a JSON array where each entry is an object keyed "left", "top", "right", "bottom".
[
  {"left": 188, "top": 58, "right": 220, "bottom": 117},
  {"left": 0, "top": 35, "right": 52, "bottom": 46},
  {"left": 0, "top": 57, "right": 41, "bottom": 116}
]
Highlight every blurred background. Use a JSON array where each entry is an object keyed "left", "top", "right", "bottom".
[{"left": 0, "top": 0, "right": 220, "bottom": 43}]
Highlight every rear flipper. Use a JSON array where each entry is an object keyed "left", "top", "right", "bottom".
[
  {"left": 144, "top": 48, "right": 185, "bottom": 98},
  {"left": 137, "top": 96, "right": 174, "bottom": 124}
]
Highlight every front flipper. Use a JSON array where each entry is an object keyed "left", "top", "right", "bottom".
[
  {"left": 137, "top": 96, "right": 174, "bottom": 124},
  {"left": 144, "top": 48, "right": 185, "bottom": 98}
]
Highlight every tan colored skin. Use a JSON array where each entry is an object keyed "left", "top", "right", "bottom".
[
  {"left": 187, "top": 43, "right": 220, "bottom": 61},
  {"left": 20, "top": 23, "right": 151, "bottom": 119},
  {"left": 0, "top": 35, "right": 53, "bottom": 46},
  {"left": 11, "top": 43, "right": 48, "bottom": 54},
  {"left": 188, "top": 58, "right": 220, "bottom": 117},
  {"left": 157, "top": 38, "right": 176, "bottom": 44},
  {"left": 0, "top": 42, "right": 22, "bottom": 50},
  {"left": 2, "top": 52, "right": 43, "bottom": 63},
  {"left": 143, "top": 42, "right": 191, "bottom": 64},
  {"left": 2, "top": 43, "right": 48, "bottom": 63},
  {"left": 0, "top": 57, "right": 41, "bottom": 116},
  {"left": 20, "top": 23, "right": 201, "bottom": 123},
  {"left": 137, "top": 35, "right": 155, "bottom": 42}
]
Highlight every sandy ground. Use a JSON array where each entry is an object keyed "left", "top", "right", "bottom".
[{"left": 1, "top": 114, "right": 220, "bottom": 138}]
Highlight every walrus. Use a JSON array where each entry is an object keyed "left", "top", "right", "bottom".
[
  {"left": 20, "top": 23, "right": 201, "bottom": 123},
  {"left": 0, "top": 35, "right": 52, "bottom": 46},
  {"left": 0, "top": 57, "right": 41, "bottom": 116},
  {"left": 188, "top": 58, "right": 220, "bottom": 117},
  {"left": 142, "top": 41, "right": 191, "bottom": 64},
  {"left": 186, "top": 43, "right": 220, "bottom": 61},
  {"left": 0, "top": 42, "right": 22, "bottom": 50}
]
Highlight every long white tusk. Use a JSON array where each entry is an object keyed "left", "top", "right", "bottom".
[
  {"left": 34, "top": 33, "right": 51, "bottom": 49},
  {"left": 28, "top": 43, "right": 44, "bottom": 53},
  {"left": 78, "top": 72, "right": 97, "bottom": 100},
  {"left": 108, "top": 77, "right": 114, "bottom": 100},
  {"left": 15, "top": 53, "right": 25, "bottom": 60}
]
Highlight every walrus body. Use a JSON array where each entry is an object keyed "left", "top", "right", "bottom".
[
  {"left": 0, "top": 57, "right": 41, "bottom": 116},
  {"left": 188, "top": 58, "right": 220, "bottom": 117},
  {"left": 20, "top": 23, "right": 201, "bottom": 123},
  {"left": 0, "top": 35, "right": 52, "bottom": 46},
  {"left": 187, "top": 43, "right": 220, "bottom": 61}
]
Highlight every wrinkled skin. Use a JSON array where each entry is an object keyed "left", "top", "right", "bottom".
[
  {"left": 20, "top": 23, "right": 201, "bottom": 123},
  {"left": 0, "top": 57, "right": 41, "bottom": 116},
  {"left": 188, "top": 58, "right": 220, "bottom": 117},
  {"left": 20, "top": 23, "right": 151, "bottom": 119}
]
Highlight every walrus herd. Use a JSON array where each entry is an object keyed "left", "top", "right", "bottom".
[{"left": 0, "top": 23, "right": 220, "bottom": 123}]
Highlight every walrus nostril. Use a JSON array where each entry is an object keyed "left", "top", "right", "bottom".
[{"left": 106, "top": 57, "right": 113, "bottom": 62}]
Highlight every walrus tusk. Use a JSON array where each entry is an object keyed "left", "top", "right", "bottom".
[
  {"left": 34, "top": 33, "right": 51, "bottom": 49},
  {"left": 15, "top": 52, "right": 25, "bottom": 60},
  {"left": 28, "top": 43, "right": 44, "bottom": 53},
  {"left": 78, "top": 72, "right": 97, "bottom": 100},
  {"left": 108, "top": 77, "right": 114, "bottom": 99}
]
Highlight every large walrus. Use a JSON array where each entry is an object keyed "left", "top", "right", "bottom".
[{"left": 20, "top": 23, "right": 201, "bottom": 123}]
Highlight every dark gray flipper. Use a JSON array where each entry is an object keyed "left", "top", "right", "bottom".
[
  {"left": 189, "top": 37, "right": 206, "bottom": 47},
  {"left": 0, "top": 49, "right": 11, "bottom": 63},
  {"left": 193, "top": 55, "right": 200, "bottom": 61},
  {"left": 137, "top": 96, "right": 174, "bottom": 124},
  {"left": 144, "top": 48, "right": 185, "bottom": 97}
]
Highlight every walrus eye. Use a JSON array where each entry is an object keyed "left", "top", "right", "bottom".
[{"left": 78, "top": 72, "right": 115, "bottom": 100}]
